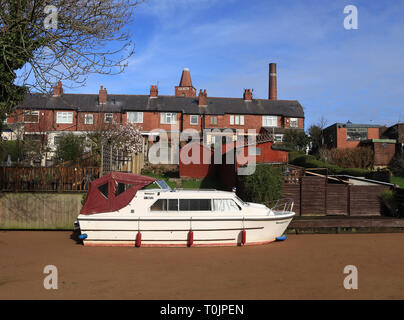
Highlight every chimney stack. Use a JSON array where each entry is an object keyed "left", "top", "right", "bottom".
[
  {"left": 243, "top": 89, "right": 252, "bottom": 101},
  {"left": 269, "top": 63, "right": 277, "bottom": 100},
  {"left": 198, "top": 89, "right": 207, "bottom": 107},
  {"left": 52, "top": 81, "right": 63, "bottom": 97},
  {"left": 150, "top": 85, "right": 158, "bottom": 98},
  {"left": 99, "top": 85, "right": 107, "bottom": 104}
]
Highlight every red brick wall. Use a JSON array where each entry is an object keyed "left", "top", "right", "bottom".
[
  {"left": 179, "top": 143, "right": 214, "bottom": 178},
  {"left": 373, "top": 142, "right": 395, "bottom": 166},
  {"left": 337, "top": 127, "right": 381, "bottom": 149}
]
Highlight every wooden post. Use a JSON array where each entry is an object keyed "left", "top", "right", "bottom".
[{"left": 347, "top": 184, "right": 351, "bottom": 216}]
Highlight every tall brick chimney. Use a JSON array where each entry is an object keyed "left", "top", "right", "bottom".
[
  {"left": 52, "top": 81, "right": 63, "bottom": 97},
  {"left": 175, "top": 68, "right": 197, "bottom": 97},
  {"left": 150, "top": 85, "right": 158, "bottom": 98},
  {"left": 243, "top": 89, "right": 252, "bottom": 101},
  {"left": 269, "top": 63, "right": 277, "bottom": 100},
  {"left": 198, "top": 89, "right": 207, "bottom": 107},
  {"left": 99, "top": 85, "right": 107, "bottom": 104}
]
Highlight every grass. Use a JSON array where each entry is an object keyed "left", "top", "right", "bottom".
[{"left": 391, "top": 176, "right": 404, "bottom": 188}]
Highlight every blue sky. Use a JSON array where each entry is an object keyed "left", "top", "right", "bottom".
[{"left": 71, "top": 0, "right": 404, "bottom": 128}]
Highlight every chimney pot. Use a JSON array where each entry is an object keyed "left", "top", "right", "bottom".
[
  {"left": 150, "top": 85, "right": 158, "bottom": 98},
  {"left": 52, "top": 81, "right": 63, "bottom": 97},
  {"left": 243, "top": 88, "right": 252, "bottom": 101},
  {"left": 198, "top": 89, "right": 208, "bottom": 107},
  {"left": 99, "top": 85, "right": 107, "bottom": 104}
]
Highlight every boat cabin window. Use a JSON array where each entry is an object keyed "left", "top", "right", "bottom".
[
  {"left": 150, "top": 199, "right": 179, "bottom": 211},
  {"left": 212, "top": 199, "right": 241, "bottom": 211},
  {"left": 115, "top": 182, "right": 134, "bottom": 197},
  {"left": 179, "top": 199, "right": 212, "bottom": 211},
  {"left": 98, "top": 183, "right": 109, "bottom": 199}
]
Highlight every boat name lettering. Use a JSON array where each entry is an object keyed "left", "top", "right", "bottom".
[{"left": 144, "top": 196, "right": 154, "bottom": 200}]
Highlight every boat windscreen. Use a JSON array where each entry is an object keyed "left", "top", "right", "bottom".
[{"left": 156, "top": 180, "right": 172, "bottom": 190}]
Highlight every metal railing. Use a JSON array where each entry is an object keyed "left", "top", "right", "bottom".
[{"left": 270, "top": 198, "right": 294, "bottom": 213}]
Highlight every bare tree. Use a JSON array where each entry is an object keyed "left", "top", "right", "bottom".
[{"left": 0, "top": 0, "right": 143, "bottom": 124}]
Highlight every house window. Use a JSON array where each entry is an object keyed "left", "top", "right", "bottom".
[
  {"left": 262, "top": 116, "right": 277, "bottom": 127},
  {"left": 249, "top": 147, "right": 261, "bottom": 156},
  {"left": 190, "top": 115, "right": 198, "bottom": 125},
  {"left": 347, "top": 127, "right": 368, "bottom": 141},
  {"left": 274, "top": 134, "right": 284, "bottom": 142},
  {"left": 230, "top": 115, "right": 244, "bottom": 125},
  {"left": 160, "top": 112, "right": 177, "bottom": 124},
  {"left": 104, "top": 113, "right": 113, "bottom": 123},
  {"left": 127, "top": 112, "right": 143, "bottom": 124},
  {"left": 290, "top": 118, "right": 298, "bottom": 128},
  {"left": 56, "top": 112, "right": 73, "bottom": 124},
  {"left": 210, "top": 116, "right": 217, "bottom": 125},
  {"left": 84, "top": 114, "right": 93, "bottom": 125},
  {"left": 23, "top": 111, "right": 39, "bottom": 123}
]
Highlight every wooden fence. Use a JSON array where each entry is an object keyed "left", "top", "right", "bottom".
[
  {"left": 282, "top": 176, "right": 390, "bottom": 216},
  {"left": 0, "top": 167, "right": 100, "bottom": 192}
]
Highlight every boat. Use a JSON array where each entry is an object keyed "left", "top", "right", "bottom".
[{"left": 75, "top": 172, "right": 295, "bottom": 247}]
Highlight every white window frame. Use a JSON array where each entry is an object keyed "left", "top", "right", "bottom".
[
  {"left": 23, "top": 111, "right": 40, "bottom": 123},
  {"left": 211, "top": 116, "right": 217, "bottom": 125},
  {"left": 56, "top": 112, "right": 73, "bottom": 124},
  {"left": 127, "top": 111, "right": 143, "bottom": 124},
  {"left": 230, "top": 115, "right": 234, "bottom": 125},
  {"left": 274, "top": 134, "right": 284, "bottom": 142},
  {"left": 240, "top": 115, "right": 244, "bottom": 125},
  {"left": 262, "top": 115, "right": 277, "bottom": 127},
  {"left": 189, "top": 114, "right": 199, "bottom": 125},
  {"left": 104, "top": 113, "right": 113, "bottom": 123},
  {"left": 84, "top": 114, "right": 94, "bottom": 125},
  {"left": 290, "top": 118, "right": 298, "bottom": 128},
  {"left": 160, "top": 112, "right": 177, "bottom": 124}
]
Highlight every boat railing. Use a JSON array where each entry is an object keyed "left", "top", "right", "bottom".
[{"left": 270, "top": 198, "right": 294, "bottom": 213}]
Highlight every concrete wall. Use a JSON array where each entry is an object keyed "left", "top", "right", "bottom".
[{"left": 0, "top": 192, "right": 85, "bottom": 229}]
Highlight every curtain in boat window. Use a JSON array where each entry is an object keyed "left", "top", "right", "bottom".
[{"left": 212, "top": 199, "right": 240, "bottom": 211}]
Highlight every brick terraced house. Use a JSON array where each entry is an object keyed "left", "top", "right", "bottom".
[{"left": 3, "top": 63, "right": 305, "bottom": 163}]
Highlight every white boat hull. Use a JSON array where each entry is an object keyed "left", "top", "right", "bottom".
[{"left": 77, "top": 213, "right": 294, "bottom": 247}]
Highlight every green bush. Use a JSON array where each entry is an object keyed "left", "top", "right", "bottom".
[
  {"left": 389, "top": 154, "right": 404, "bottom": 177},
  {"left": 54, "top": 133, "right": 85, "bottom": 163},
  {"left": 237, "top": 165, "right": 283, "bottom": 207},
  {"left": 381, "top": 190, "right": 400, "bottom": 217},
  {"left": 288, "top": 150, "right": 306, "bottom": 162},
  {"left": 291, "top": 154, "right": 371, "bottom": 176},
  {"left": 0, "top": 140, "right": 24, "bottom": 162}
]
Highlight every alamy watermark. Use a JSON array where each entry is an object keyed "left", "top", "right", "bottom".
[
  {"left": 344, "top": 5, "right": 358, "bottom": 30},
  {"left": 43, "top": 265, "right": 58, "bottom": 290},
  {"left": 343, "top": 265, "right": 358, "bottom": 290},
  {"left": 44, "top": 5, "right": 58, "bottom": 30},
  {"left": 147, "top": 128, "right": 258, "bottom": 176}
]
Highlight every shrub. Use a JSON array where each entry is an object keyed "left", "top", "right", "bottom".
[
  {"left": 237, "top": 165, "right": 283, "bottom": 208},
  {"left": 389, "top": 154, "right": 404, "bottom": 177},
  {"left": 283, "top": 129, "right": 310, "bottom": 151},
  {"left": 290, "top": 154, "right": 371, "bottom": 176},
  {"left": 381, "top": 190, "right": 400, "bottom": 217},
  {"left": 0, "top": 140, "right": 24, "bottom": 162},
  {"left": 318, "top": 147, "right": 374, "bottom": 169},
  {"left": 54, "top": 133, "right": 85, "bottom": 163}
]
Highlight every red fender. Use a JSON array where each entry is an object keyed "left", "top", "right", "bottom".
[
  {"left": 188, "top": 230, "right": 194, "bottom": 247},
  {"left": 135, "top": 231, "right": 142, "bottom": 247}
]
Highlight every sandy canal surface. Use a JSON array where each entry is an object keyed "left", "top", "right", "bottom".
[{"left": 0, "top": 231, "right": 403, "bottom": 300}]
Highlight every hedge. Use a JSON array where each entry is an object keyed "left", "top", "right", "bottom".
[{"left": 290, "top": 155, "right": 371, "bottom": 177}]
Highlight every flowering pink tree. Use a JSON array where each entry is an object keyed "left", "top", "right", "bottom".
[{"left": 104, "top": 123, "right": 143, "bottom": 154}]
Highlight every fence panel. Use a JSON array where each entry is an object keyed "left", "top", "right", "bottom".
[
  {"left": 300, "top": 176, "right": 326, "bottom": 216},
  {"left": 0, "top": 167, "right": 99, "bottom": 192},
  {"left": 326, "top": 184, "right": 349, "bottom": 215}
]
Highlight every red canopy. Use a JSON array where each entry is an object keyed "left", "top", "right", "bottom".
[{"left": 80, "top": 172, "right": 156, "bottom": 215}]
